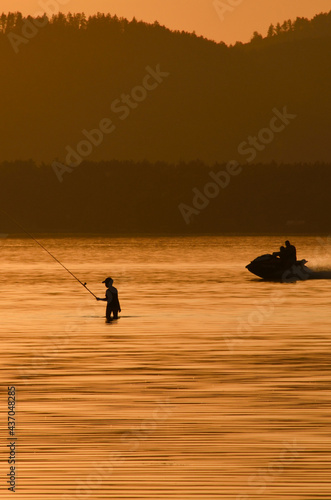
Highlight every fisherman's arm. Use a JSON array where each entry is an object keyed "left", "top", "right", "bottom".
[{"left": 97, "top": 289, "right": 113, "bottom": 302}]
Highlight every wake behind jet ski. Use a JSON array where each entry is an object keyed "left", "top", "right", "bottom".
[{"left": 246, "top": 241, "right": 312, "bottom": 281}]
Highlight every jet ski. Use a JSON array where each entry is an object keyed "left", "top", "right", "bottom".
[{"left": 246, "top": 253, "right": 312, "bottom": 281}]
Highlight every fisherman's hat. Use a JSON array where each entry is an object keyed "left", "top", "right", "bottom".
[{"left": 102, "top": 277, "right": 113, "bottom": 285}]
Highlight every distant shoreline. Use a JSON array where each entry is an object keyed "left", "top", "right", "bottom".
[{"left": 3, "top": 232, "right": 330, "bottom": 238}]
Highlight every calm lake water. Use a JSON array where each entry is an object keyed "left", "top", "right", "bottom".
[{"left": 0, "top": 235, "right": 331, "bottom": 499}]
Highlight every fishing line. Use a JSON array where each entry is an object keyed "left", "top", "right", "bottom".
[{"left": 1, "top": 210, "right": 97, "bottom": 299}]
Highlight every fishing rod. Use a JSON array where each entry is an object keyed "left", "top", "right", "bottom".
[{"left": 1, "top": 210, "right": 97, "bottom": 299}]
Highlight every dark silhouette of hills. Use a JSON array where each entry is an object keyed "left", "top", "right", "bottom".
[
  {"left": 0, "top": 11, "right": 330, "bottom": 164},
  {"left": 0, "top": 160, "right": 330, "bottom": 234}
]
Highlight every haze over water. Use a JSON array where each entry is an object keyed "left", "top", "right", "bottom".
[{"left": 0, "top": 235, "right": 330, "bottom": 499}]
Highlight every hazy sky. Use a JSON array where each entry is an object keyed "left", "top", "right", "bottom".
[{"left": 1, "top": 0, "right": 330, "bottom": 44}]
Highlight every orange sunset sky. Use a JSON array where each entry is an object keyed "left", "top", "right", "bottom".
[{"left": 1, "top": 0, "right": 330, "bottom": 44}]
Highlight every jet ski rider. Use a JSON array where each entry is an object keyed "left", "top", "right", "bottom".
[{"left": 274, "top": 240, "right": 297, "bottom": 267}]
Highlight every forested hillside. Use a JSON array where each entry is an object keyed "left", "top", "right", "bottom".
[{"left": 0, "top": 11, "right": 330, "bottom": 164}]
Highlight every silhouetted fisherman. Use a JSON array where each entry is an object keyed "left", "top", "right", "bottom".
[{"left": 96, "top": 277, "right": 121, "bottom": 322}]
